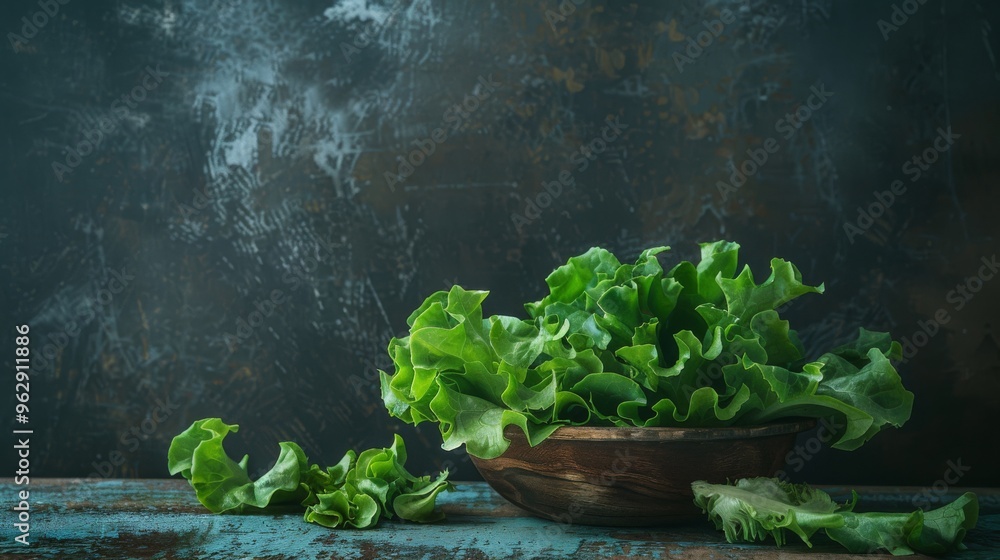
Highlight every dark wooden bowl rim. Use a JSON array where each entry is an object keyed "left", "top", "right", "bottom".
[{"left": 538, "top": 419, "right": 816, "bottom": 442}]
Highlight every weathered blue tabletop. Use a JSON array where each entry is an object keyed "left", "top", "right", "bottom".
[{"left": 1, "top": 479, "right": 997, "bottom": 559}]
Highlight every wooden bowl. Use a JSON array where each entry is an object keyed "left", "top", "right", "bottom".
[{"left": 470, "top": 420, "right": 815, "bottom": 526}]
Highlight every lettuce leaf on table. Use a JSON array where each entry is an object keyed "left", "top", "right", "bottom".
[
  {"left": 692, "top": 477, "right": 979, "bottom": 555},
  {"left": 167, "top": 418, "right": 453, "bottom": 529},
  {"left": 380, "top": 241, "right": 914, "bottom": 459}
]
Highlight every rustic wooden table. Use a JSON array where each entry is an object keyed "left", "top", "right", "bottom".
[{"left": 0, "top": 479, "right": 997, "bottom": 559}]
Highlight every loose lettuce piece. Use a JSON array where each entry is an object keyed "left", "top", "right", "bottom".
[
  {"left": 381, "top": 242, "right": 914, "bottom": 460},
  {"left": 826, "top": 492, "right": 979, "bottom": 555},
  {"left": 167, "top": 419, "right": 453, "bottom": 529},
  {"left": 692, "top": 477, "right": 851, "bottom": 547},
  {"left": 693, "top": 478, "right": 978, "bottom": 555}
]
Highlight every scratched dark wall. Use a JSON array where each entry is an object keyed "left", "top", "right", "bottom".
[{"left": 1, "top": 0, "right": 998, "bottom": 488}]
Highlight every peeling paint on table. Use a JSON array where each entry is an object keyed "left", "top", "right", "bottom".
[{"left": 1, "top": 479, "right": 997, "bottom": 559}]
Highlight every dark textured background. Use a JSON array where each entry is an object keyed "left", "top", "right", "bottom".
[{"left": 1, "top": 0, "right": 998, "bottom": 487}]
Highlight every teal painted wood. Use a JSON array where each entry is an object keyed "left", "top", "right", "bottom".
[{"left": 0, "top": 479, "right": 997, "bottom": 559}]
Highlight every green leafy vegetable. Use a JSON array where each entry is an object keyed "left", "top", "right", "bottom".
[
  {"left": 380, "top": 241, "right": 914, "bottom": 459},
  {"left": 692, "top": 477, "right": 978, "bottom": 555},
  {"left": 167, "top": 418, "right": 453, "bottom": 529}
]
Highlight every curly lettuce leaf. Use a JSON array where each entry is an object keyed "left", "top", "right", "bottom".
[
  {"left": 692, "top": 477, "right": 851, "bottom": 547},
  {"left": 381, "top": 242, "right": 914, "bottom": 460},
  {"left": 693, "top": 477, "right": 978, "bottom": 555},
  {"left": 167, "top": 418, "right": 453, "bottom": 529},
  {"left": 740, "top": 338, "right": 914, "bottom": 451}
]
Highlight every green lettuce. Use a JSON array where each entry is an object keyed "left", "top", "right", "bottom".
[
  {"left": 692, "top": 477, "right": 978, "bottom": 555},
  {"left": 167, "top": 418, "right": 453, "bottom": 529},
  {"left": 381, "top": 241, "right": 914, "bottom": 459}
]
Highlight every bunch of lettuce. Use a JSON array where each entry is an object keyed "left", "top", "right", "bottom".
[
  {"left": 692, "top": 477, "right": 979, "bottom": 555},
  {"left": 380, "top": 241, "right": 914, "bottom": 459},
  {"left": 167, "top": 418, "right": 453, "bottom": 529}
]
